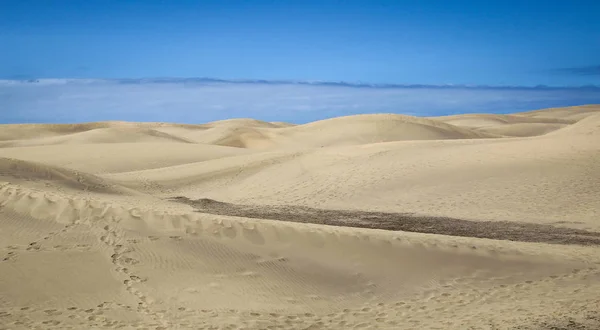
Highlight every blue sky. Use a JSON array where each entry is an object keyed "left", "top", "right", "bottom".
[{"left": 2, "top": 0, "right": 599, "bottom": 86}]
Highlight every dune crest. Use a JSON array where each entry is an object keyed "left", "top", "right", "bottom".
[{"left": 0, "top": 157, "right": 137, "bottom": 194}]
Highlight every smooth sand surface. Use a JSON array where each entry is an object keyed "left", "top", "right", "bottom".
[{"left": 1, "top": 105, "right": 600, "bottom": 329}]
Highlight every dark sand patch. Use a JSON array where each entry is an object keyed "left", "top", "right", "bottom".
[
  {"left": 523, "top": 310, "right": 600, "bottom": 330},
  {"left": 170, "top": 197, "right": 600, "bottom": 246}
]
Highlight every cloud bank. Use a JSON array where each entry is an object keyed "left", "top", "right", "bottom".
[{"left": 1, "top": 79, "right": 599, "bottom": 124}]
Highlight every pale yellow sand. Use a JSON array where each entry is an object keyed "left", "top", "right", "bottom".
[{"left": 1, "top": 105, "right": 600, "bottom": 329}]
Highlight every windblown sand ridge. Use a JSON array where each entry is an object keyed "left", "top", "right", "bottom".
[
  {"left": 1, "top": 105, "right": 599, "bottom": 329},
  {"left": 1, "top": 114, "right": 497, "bottom": 150}
]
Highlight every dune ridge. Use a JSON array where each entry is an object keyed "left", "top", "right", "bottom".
[
  {"left": 2, "top": 107, "right": 597, "bottom": 150},
  {"left": 1, "top": 104, "right": 600, "bottom": 329},
  {"left": 0, "top": 157, "right": 137, "bottom": 195}
]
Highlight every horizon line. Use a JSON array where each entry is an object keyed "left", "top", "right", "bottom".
[{"left": 1, "top": 77, "right": 599, "bottom": 91}]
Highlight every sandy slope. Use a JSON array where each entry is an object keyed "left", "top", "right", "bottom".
[{"left": 1, "top": 105, "right": 600, "bottom": 329}]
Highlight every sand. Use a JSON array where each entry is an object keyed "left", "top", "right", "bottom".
[{"left": 1, "top": 105, "right": 599, "bottom": 329}]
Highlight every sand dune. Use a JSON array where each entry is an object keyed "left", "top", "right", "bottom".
[
  {"left": 432, "top": 113, "right": 574, "bottom": 127},
  {"left": 0, "top": 143, "right": 249, "bottom": 174},
  {"left": 1, "top": 105, "right": 600, "bottom": 329},
  {"left": 544, "top": 113, "right": 600, "bottom": 137},
  {"left": 272, "top": 114, "right": 498, "bottom": 148},
  {"left": 474, "top": 122, "right": 569, "bottom": 137},
  {"left": 516, "top": 104, "right": 600, "bottom": 121},
  {"left": 1, "top": 114, "right": 498, "bottom": 151},
  {"left": 179, "top": 113, "right": 498, "bottom": 149},
  {"left": 0, "top": 157, "right": 137, "bottom": 195},
  {"left": 432, "top": 113, "right": 577, "bottom": 137},
  {"left": 0, "top": 127, "right": 198, "bottom": 148},
  {"left": 0, "top": 121, "right": 208, "bottom": 144}
]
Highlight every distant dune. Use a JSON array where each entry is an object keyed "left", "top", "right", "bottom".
[{"left": 1, "top": 105, "right": 599, "bottom": 329}]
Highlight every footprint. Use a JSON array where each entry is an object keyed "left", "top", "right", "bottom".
[
  {"left": 43, "top": 309, "right": 62, "bottom": 316},
  {"left": 26, "top": 242, "right": 41, "bottom": 251},
  {"left": 122, "top": 257, "right": 139, "bottom": 265},
  {"left": 185, "top": 226, "right": 198, "bottom": 236},
  {"left": 130, "top": 275, "right": 145, "bottom": 282}
]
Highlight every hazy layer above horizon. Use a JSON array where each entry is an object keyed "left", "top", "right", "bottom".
[{"left": 2, "top": 79, "right": 600, "bottom": 124}]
